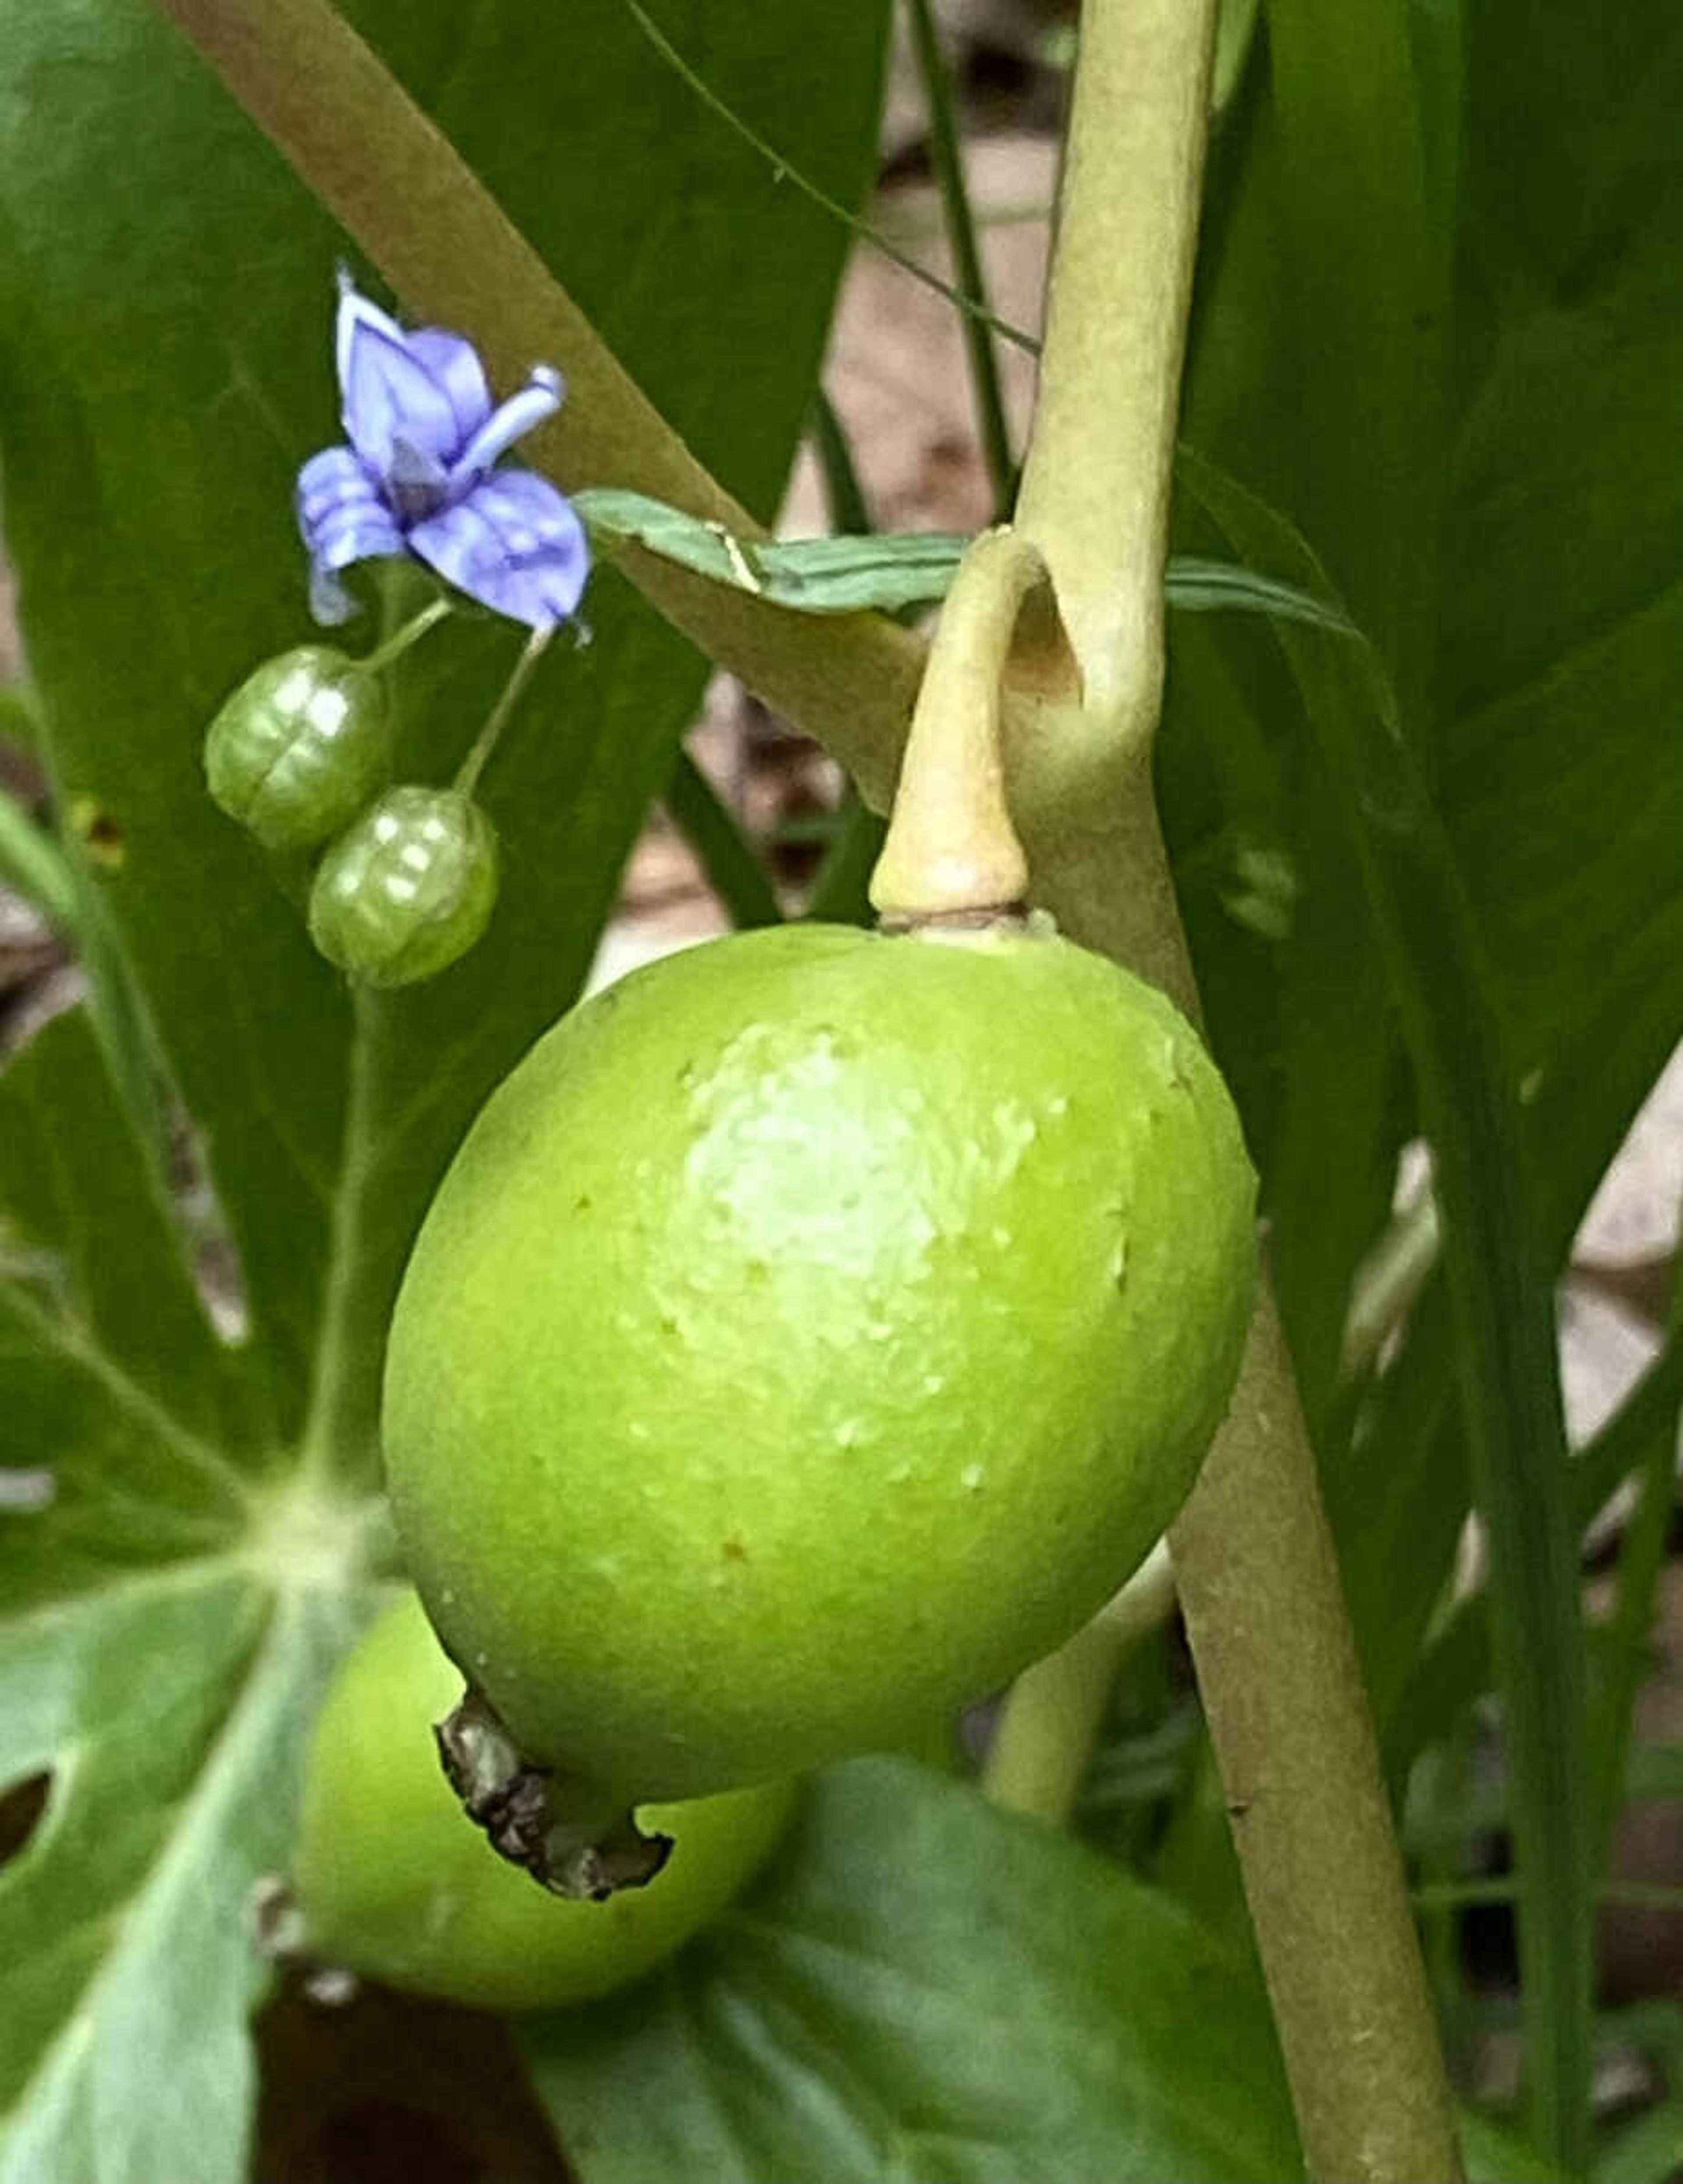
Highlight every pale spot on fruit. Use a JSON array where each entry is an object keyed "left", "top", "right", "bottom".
[
  {"left": 960, "top": 1463, "right": 985, "bottom": 1492},
  {"left": 922, "top": 1372, "right": 947, "bottom": 1396}
]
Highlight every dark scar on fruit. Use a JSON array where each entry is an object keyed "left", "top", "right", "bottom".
[{"left": 434, "top": 1685, "right": 672, "bottom": 1901}]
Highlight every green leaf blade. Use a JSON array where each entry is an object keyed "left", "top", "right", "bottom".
[
  {"left": 1178, "top": 448, "right": 1592, "bottom": 2173},
  {"left": 525, "top": 1759, "right": 1299, "bottom": 2184}
]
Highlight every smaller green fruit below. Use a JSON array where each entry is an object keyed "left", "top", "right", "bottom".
[
  {"left": 204, "top": 645, "right": 389, "bottom": 852},
  {"left": 290, "top": 1592, "right": 796, "bottom": 2012},
  {"left": 308, "top": 786, "right": 497, "bottom": 988}
]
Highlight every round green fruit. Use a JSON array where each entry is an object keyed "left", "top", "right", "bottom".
[
  {"left": 204, "top": 645, "right": 388, "bottom": 853},
  {"left": 385, "top": 919, "right": 1255, "bottom": 1814},
  {"left": 290, "top": 1592, "right": 796, "bottom": 2010},
  {"left": 308, "top": 785, "right": 497, "bottom": 988}
]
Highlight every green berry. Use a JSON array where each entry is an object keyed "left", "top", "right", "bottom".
[
  {"left": 290, "top": 1593, "right": 796, "bottom": 2010},
  {"left": 204, "top": 645, "right": 388, "bottom": 852},
  {"left": 384, "top": 919, "right": 1256, "bottom": 1813},
  {"left": 308, "top": 786, "right": 497, "bottom": 988}
]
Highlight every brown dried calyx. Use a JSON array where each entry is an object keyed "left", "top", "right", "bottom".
[{"left": 435, "top": 1685, "right": 672, "bottom": 1900}]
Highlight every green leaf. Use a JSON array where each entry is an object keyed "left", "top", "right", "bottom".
[
  {"left": 0, "top": 1010, "right": 257, "bottom": 1524},
  {"left": 1462, "top": 2110, "right": 1570, "bottom": 2184},
  {"left": 0, "top": 6, "right": 890, "bottom": 2178},
  {"left": 662, "top": 749, "right": 783, "bottom": 932},
  {"left": 523, "top": 1758, "right": 1299, "bottom": 2183},
  {"left": 582, "top": 487, "right": 1354, "bottom": 631},
  {"left": 1176, "top": 445, "right": 1591, "bottom": 2174},
  {"left": 1437, "top": 2, "right": 1683, "bottom": 1085},
  {"left": 0, "top": 786, "right": 77, "bottom": 935},
  {"left": 1388, "top": 1325, "right": 1683, "bottom": 1779},
  {"left": 0, "top": 1009, "right": 380, "bottom": 2180},
  {"left": 0, "top": 1575, "right": 360, "bottom": 2184},
  {"left": 0, "top": 0, "right": 890, "bottom": 1470}
]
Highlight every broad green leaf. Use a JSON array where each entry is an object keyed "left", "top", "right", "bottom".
[
  {"left": 523, "top": 1758, "right": 1298, "bottom": 2184},
  {"left": 0, "top": 0, "right": 890, "bottom": 1468},
  {"left": 0, "top": 1575, "right": 361, "bottom": 2184},
  {"left": 0, "top": 1011, "right": 258, "bottom": 1549},
  {"left": 1176, "top": 447, "right": 1590, "bottom": 2172},
  {"left": 0, "top": 7, "right": 890, "bottom": 2179},
  {"left": 1437, "top": 0, "right": 1683, "bottom": 1081},
  {"left": 0, "top": 1009, "right": 382, "bottom": 2182}
]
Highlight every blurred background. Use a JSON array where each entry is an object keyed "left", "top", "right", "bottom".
[{"left": 2, "top": 0, "right": 1679, "bottom": 2173}]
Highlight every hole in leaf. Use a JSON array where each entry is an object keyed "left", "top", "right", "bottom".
[
  {"left": 166, "top": 1095, "right": 252, "bottom": 1341},
  {"left": 0, "top": 1771, "right": 51, "bottom": 1868},
  {"left": 0, "top": 1466, "right": 55, "bottom": 1512},
  {"left": 255, "top": 1983, "right": 572, "bottom": 2184},
  {"left": 67, "top": 795, "right": 125, "bottom": 870}
]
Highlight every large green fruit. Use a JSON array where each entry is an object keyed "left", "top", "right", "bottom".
[
  {"left": 290, "top": 1593, "right": 795, "bottom": 2010},
  {"left": 385, "top": 919, "right": 1255, "bottom": 1814}
]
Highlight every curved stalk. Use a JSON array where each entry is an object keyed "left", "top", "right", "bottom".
[
  {"left": 997, "top": 3, "right": 1463, "bottom": 2177},
  {"left": 870, "top": 527, "right": 1073, "bottom": 923},
  {"left": 982, "top": 1541, "right": 1177, "bottom": 1824}
]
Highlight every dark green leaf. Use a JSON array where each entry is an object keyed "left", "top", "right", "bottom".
[
  {"left": 0, "top": 0, "right": 890, "bottom": 1469},
  {"left": 523, "top": 1758, "right": 1298, "bottom": 2183},
  {"left": 0, "top": 788, "right": 77, "bottom": 934},
  {"left": 662, "top": 750, "right": 783, "bottom": 932},
  {"left": 581, "top": 487, "right": 1358, "bottom": 633},
  {"left": 0, "top": 7, "right": 889, "bottom": 2177},
  {"left": 1176, "top": 446, "right": 1591, "bottom": 2174}
]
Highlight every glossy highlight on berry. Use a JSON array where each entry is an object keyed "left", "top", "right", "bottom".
[
  {"left": 203, "top": 645, "right": 389, "bottom": 852},
  {"left": 308, "top": 784, "right": 498, "bottom": 987}
]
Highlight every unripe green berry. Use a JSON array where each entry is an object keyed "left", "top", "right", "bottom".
[
  {"left": 308, "top": 786, "right": 497, "bottom": 988},
  {"left": 385, "top": 919, "right": 1257, "bottom": 1814},
  {"left": 290, "top": 1593, "right": 795, "bottom": 2010},
  {"left": 204, "top": 645, "right": 388, "bottom": 852}
]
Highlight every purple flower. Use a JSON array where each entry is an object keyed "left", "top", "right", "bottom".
[{"left": 297, "top": 278, "right": 589, "bottom": 631}]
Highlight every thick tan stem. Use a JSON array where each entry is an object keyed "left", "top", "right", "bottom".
[
  {"left": 870, "top": 528, "right": 1076, "bottom": 922},
  {"left": 997, "top": 0, "right": 1463, "bottom": 2173}
]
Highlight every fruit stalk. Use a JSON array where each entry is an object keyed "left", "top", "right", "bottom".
[
  {"left": 982, "top": 1540, "right": 1177, "bottom": 1825},
  {"left": 869, "top": 526, "right": 1074, "bottom": 925},
  {"left": 1001, "top": 3, "right": 1464, "bottom": 2178}
]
